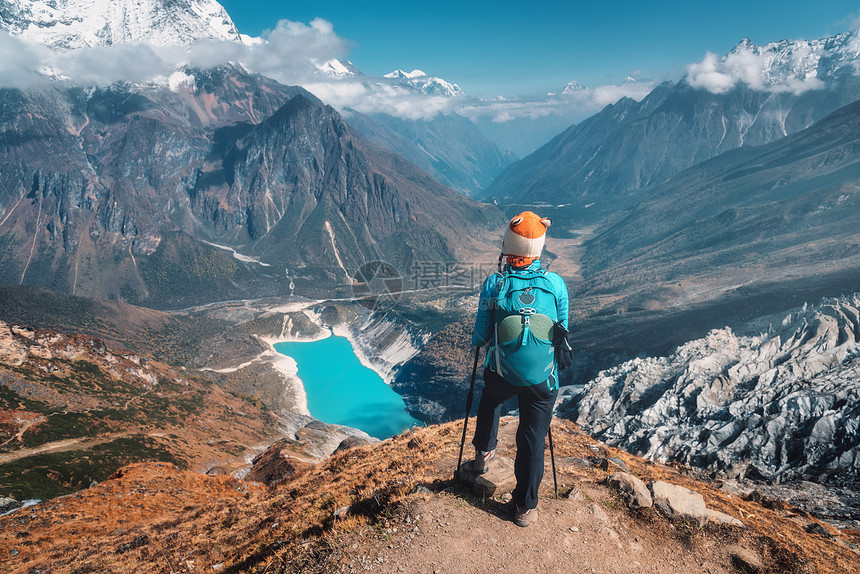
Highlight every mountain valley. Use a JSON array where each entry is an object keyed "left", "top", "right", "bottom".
[{"left": 2, "top": 0, "right": 860, "bottom": 571}]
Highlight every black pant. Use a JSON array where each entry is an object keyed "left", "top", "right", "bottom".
[{"left": 471, "top": 367, "right": 558, "bottom": 510}]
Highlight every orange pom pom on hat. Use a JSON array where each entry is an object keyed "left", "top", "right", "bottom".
[{"left": 501, "top": 211, "right": 552, "bottom": 268}]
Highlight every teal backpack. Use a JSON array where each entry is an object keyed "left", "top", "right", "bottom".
[{"left": 491, "top": 268, "right": 559, "bottom": 387}]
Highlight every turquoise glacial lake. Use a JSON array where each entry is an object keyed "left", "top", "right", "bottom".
[{"left": 273, "top": 336, "right": 421, "bottom": 440}]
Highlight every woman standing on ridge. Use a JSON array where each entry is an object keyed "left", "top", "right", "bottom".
[{"left": 470, "top": 210, "right": 571, "bottom": 527}]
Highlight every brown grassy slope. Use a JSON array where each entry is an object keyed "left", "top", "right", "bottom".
[
  {"left": 1, "top": 418, "right": 857, "bottom": 573},
  {"left": 0, "top": 320, "right": 281, "bottom": 500}
]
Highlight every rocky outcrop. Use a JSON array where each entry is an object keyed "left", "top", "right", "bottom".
[
  {"left": 567, "top": 294, "right": 860, "bottom": 487},
  {"left": 244, "top": 439, "right": 315, "bottom": 486},
  {"left": 606, "top": 472, "right": 744, "bottom": 527},
  {"left": 347, "top": 312, "right": 429, "bottom": 383},
  {"left": 649, "top": 480, "right": 709, "bottom": 527},
  {"left": 607, "top": 472, "right": 651, "bottom": 509},
  {"left": 0, "top": 320, "right": 170, "bottom": 391},
  {"left": 457, "top": 455, "right": 516, "bottom": 498}
]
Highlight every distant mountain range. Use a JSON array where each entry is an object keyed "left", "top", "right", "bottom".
[
  {"left": 581, "top": 96, "right": 860, "bottom": 286},
  {"left": 0, "top": 0, "right": 513, "bottom": 199},
  {"left": 383, "top": 69, "right": 466, "bottom": 98},
  {"left": 0, "top": 0, "right": 509, "bottom": 308},
  {"left": 312, "top": 63, "right": 514, "bottom": 193},
  {"left": 551, "top": 93, "right": 860, "bottom": 381},
  {"left": 482, "top": 32, "right": 860, "bottom": 224},
  {"left": 343, "top": 109, "right": 515, "bottom": 194}
]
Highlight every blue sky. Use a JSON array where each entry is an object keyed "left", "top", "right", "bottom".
[{"left": 219, "top": 0, "right": 860, "bottom": 98}]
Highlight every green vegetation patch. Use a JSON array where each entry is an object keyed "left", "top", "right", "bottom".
[
  {"left": 0, "top": 383, "right": 52, "bottom": 415},
  {"left": 20, "top": 412, "right": 111, "bottom": 448},
  {"left": 387, "top": 301, "right": 462, "bottom": 334},
  {"left": 0, "top": 436, "right": 184, "bottom": 501}
]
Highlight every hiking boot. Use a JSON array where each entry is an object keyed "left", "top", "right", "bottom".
[
  {"left": 474, "top": 448, "right": 495, "bottom": 474},
  {"left": 513, "top": 504, "right": 536, "bottom": 527}
]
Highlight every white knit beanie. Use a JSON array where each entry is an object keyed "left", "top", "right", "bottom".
[{"left": 501, "top": 211, "right": 552, "bottom": 257}]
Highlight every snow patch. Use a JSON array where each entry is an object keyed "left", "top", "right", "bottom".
[
  {"left": 168, "top": 70, "right": 195, "bottom": 92},
  {"left": 200, "top": 240, "right": 271, "bottom": 266},
  {"left": 1, "top": 0, "right": 241, "bottom": 50}
]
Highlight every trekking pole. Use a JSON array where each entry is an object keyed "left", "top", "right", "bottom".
[
  {"left": 455, "top": 346, "right": 481, "bottom": 482},
  {"left": 548, "top": 422, "right": 559, "bottom": 499}
]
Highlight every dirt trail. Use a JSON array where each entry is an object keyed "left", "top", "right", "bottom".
[
  {"left": 0, "top": 430, "right": 140, "bottom": 464},
  {"left": 330, "top": 420, "right": 748, "bottom": 574},
  {"left": 339, "top": 494, "right": 737, "bottom": 574}
]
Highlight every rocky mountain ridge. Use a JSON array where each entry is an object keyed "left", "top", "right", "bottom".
[
  {"left": 573, "top": 94, "right": 860, "bottom": 328},
  {"left": 721, "top": 32, "right": 860, "bottom": 87},
  {"left": 0, "top": 64, "right": 501, "bottom": 307},
  {"left": 565, "top": 294, "right": 860, "bottom": 524},
  {"left": 482, "top": 30, "right": 860, "bottom": 226}
]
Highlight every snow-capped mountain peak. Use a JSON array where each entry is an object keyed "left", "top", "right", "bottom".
[
  {"left": 561, "top": 80, "right": 587, "bottom": 94},
  {"left": 384, "top": 69, "right": 428, "bottom": 80},
  {"left": 547, "top": 80, "right": 587, "bottom": 98},
  {"left": 688, "top": 29, "right": 860, "bottom": 93},
  {"left": 384, "top": 69, "right": 465, "bottom": 97},
  {"left": 315, "top": 59, "right": 361, "bottom": 78},
  {"left": 0, "top": 0, "right": 241, "bottom": 49}
]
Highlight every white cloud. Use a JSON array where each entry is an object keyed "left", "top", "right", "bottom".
[
  {"left": 0, "top": 32, "right": 53, "bottom": 88},
  {"left": 52, "top": 42, "right": 173, "bottom": 86},
  {"left": 840, "top": 9, "right": 860, "bottom": 32},
  {"left": 457, "top": 79, "right": 658, "bottom": 125},
  {"left": 586, "top": 81, "right": 657, "bottom": 107},
  {"left": 460, "top": 99, "right": 561, "bottom": 123},
  {"left": 240, "top": 18, "right": 350, "bottom": 84},
  {"left": 686, "top": 47, "right": 825, "bottom": 95},
  {"left": 303, "top": 80, "right": 457, "bottom": 120},
  {"left": 0, "top": 18, "right": 460, "bottom": 121},
  {"left": 0, "top": 18, "right": 351, "bottom": 89},
  {"left": 3, "top": 16, "right": 835, "bottom": 127},
  {"left": 0, "top": 18, "right": 660, "bottom": 124},
  {"left": 686, "top": 52, "right": 738, "bottom": 94}
]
